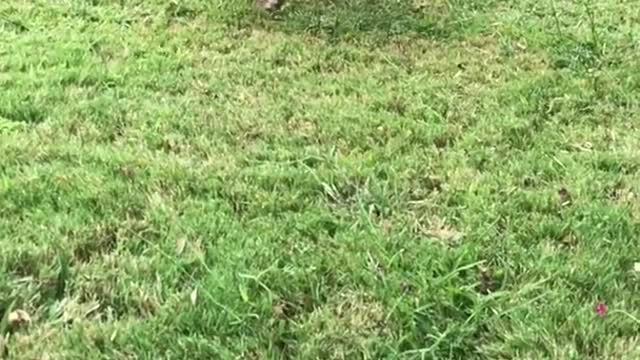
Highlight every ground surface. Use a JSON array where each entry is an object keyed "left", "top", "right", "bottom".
[{"left": 1, "top": 0, "right": 639, "bottom": 358}]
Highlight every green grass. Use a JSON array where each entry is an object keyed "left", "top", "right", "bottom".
[{"left": 1, "top": 0, "right": 639, "bottom": 358}]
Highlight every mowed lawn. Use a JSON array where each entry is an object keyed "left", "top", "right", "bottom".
[{"left": 1, "top": 0, "right": 639, "bottom": 358}]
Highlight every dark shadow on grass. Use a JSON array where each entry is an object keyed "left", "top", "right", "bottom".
[
  {"left": 0, "top": 101, "right": 47, "bottom": 124},
  {"left": 272, "top": 0, "right": 451, "bottom": 40},
  {"left": 230, "top": 0, "right": 498, "bottom": 42}
]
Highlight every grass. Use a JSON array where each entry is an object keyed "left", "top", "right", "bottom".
[{"left": 0, "top": 0, "right": 639, "bottom": 358}]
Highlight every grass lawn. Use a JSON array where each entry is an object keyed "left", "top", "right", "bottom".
[{"left": 1, "top": 0, "right": 640, "bottom": 358}]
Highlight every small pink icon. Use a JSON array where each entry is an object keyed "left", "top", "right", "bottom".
[{"left": 595, "top": 303, "right": 606, "bottom": 315}]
